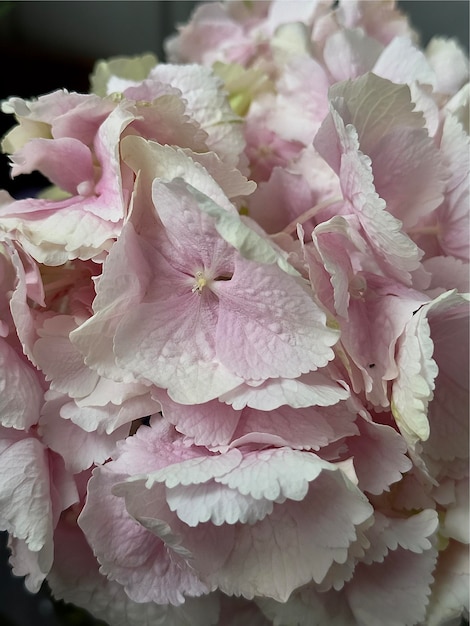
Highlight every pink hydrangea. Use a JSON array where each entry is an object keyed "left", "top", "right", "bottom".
[{"left": 0, "top": 1, "right": 468, "bottom": 624}]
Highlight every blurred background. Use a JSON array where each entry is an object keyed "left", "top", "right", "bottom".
[{"left": 0, "top": 1, "right": 468, "bottom": 625}]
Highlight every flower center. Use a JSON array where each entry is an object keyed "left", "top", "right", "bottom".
[
  {"left": 192, "top": 270, "right": 208, "bottom": 293},
  {"left": 191, "top": 270, "right": 233, "bottom": 293}
]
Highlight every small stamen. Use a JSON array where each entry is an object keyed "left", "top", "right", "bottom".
[{"left": 192, "top": 271, "right": 208, "bottom": 293}]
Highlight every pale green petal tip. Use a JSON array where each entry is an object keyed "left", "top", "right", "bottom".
[
  {"left": 391, "top": 398, "right": 430, "bottom": 444},
  {"left": 213, "top": 61, "right": 273, "bottom": 117},
  {"left": 90, "top": 53, "right": 158, "bottom": 97},
  {"left": 37, "top": 185, "right": 72, "bottom": 201}
]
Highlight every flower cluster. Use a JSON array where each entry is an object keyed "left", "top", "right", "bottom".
[{"left": 0, "top": 1, "right": 468, "bottom": 625}]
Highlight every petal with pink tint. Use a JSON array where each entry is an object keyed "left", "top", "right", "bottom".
[
  {"left": 323, "top": 28, "right": 382, "bottom": 81},
  {"left": 7, "top": 243, "right": 45, "bottom": 360},
  {"left": 315, "top": 114, "right": 423, "bottom": 286},
  {"left": 33, "top": 315, "right": 100, "bottom": 399},
  {"left": 209, "top": 460, "right": 373, "bottom": 600},
  {"left": 2, "top": 90, "right": 111, "bottom": 144},
  {"left": 247, "top": 167, "right": 314, "bottom": 235},
  {"left": 361, "top": 509, "right": 438, "bottom": 566},
  {"left": 164, "top": 2, "right": 256, "bottom": 66},
  {"left": 0, "top": 427, "right": 78, "bottom": 592},
  {"left": 257, "top": 585, "right": 355, "bottom": 626},
  {"left": 7, "top": 534, "right": 53, "bottom": 593},
  {"left": 346, "top": 544, "right": 438, "bottom": 626},
  {"left": 244, "top": 108, "right": 305, "bottom": 184},
  {"left": 34, "top": 310, "right": 160, "bottom": 435},
  {"left": 220, "top": 370, "right": 350, "bottom": 411},
  {"left": 115, "top": 443, "right": 373, "bottom": 602},
  {"left": 85, "top": 102, "right": 135, "bottom": 222},
  {"left": 114, "top": 267, "right": 241, "bottom": 404},
  {"left": 39, "top": 391, "right": 130, "bottom": 473},
  {"left": 104, "top": 178, "right": 338, "bottom": 401},
  {"left": 340, "top": 147, "right": 422, "bottom": 283},
  {"left": 338, "top": 275, "right": 428, "bottom": 407},
  {"left": 231, "top": 402, "right": 358, "bottom": 451},
  {"left": 149, "top": 64, "right": 245, "bottom": 166},
  {"left": 156, "top": 393, "right": 242, "bottom": 448},
  {"left": 435, "top": 114, "right": 470, "bottom": 262},
  {"left": 0, "top": 338, "right": 43, "bottom": 429},
  {"left": 315, "top": 73, "right": 423, "bottom": 172},
  {"left": 127, "top": 92, "right": 210, "bottom": 154},
  {"left": 266, "top": 56, "right": 330, "bottom": 145},
  {"left": 366, "top": 124, "right": 446, "bottom": 229},
  {"left": 264, "top": 0, "right": 320, "bottom": 35},
  {"left": 422, "top": 291, "right": 469, "bottom": 467},
  {"left": 69, "top": 223, "right": 152, "bottom": 383},
  {"left": 372, "top": 36, "right": 436, "bottom": 88},
  {"left": 120, "top": 136, "right": 243, "bottom": 217},
  {"left": 0, "top": 430, "right": 52, "bottom": 553},
  {"left": 425, "top": 540, "right": 469, "bottom": 626},
  {"left": 441, "top": 478, "right": 470, "bottom": 545},
  {"left": 214, "top": 255, "right": 338, "bottom": 380},
  {"left": 311, "top": 215, "right": 370, "bottom": 319},
  {"left": 50, "top": 501, "right": 219, "bottom": 626},
  {"left": 79, "top": 465, "right": 212, "bottom": 605},
  {"left": 316, "top": 73, "right": 446, "bottom": 231},
  {"left": 10, "top": 137, "right": 95, "bottom": 195},
  {"left": 345, "top": 419, "right": 412, "bottom": 495},
  {"left": 0, "top": 194, "right": 120, "bottom": 265},
  {"left": 392, "top": 290, "right": 469, "bottom": 449},
  {"left": 336, "top": 0, "right": 417, "bottom": 45},
  {"left": 60, "top": 395, "right": 159, "bottom": 436},
  {"left": 423, "top": 256, "right": 470, "bottom": 297}
]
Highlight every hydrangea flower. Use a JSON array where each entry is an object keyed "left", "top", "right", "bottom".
[{"left": 0, "top": 1, "right": 468, "bottom": 625}]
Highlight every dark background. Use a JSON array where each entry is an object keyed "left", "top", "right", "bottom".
[{"left": 0, "top": 1, "right": 468, "bottom": 625}]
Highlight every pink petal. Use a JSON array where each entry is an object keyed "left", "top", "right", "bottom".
[
  {"left": 0, "top": 338, "right": 43, "bottom": 429},
  {"left": 346, "top": 545, "right": 438, "bottom": 626},
  {"left": 231, "top": 402, "right": 358, "bottom": 451},
  {"left": 10, "top": 137, "right": 95, "bottom": 195},
  {"left": 435, "top": 114, "right": 470, "bottom": 262},
  {"left": 149, "top": 64, "right": 245, "bottom": 166},
  {"left": 423, "top": 292, "right": 469, "bottom": 466},
  {"left": 425, "top": 540, "right": 470, "bottom": 626},
  {"left": 210, "top": 458, "right": 373, "bottom": 600},
  {"left": 0, "top": 431, "right": 51, "bottom": 551},
  {"left": 115, "top": 443, "right": 373, "bottom": 602},
  {"left": 345, "top": 419, "right": 412, "bottom": 495},
  {"left": 39, "top": 391, "right": 129, "bottom": 472},
  {"left": 373, "top": 36, "right": 436, "bottom": 87},
  {"left": 361, "top": 509, "right": 438, "bottom": 566},
  {"left": 33, "top": 315, "right": 100, "bottom": 399},
  {"left": 323, "top": 28, "right": 382, "bottom": 81},
  {"left": 215, "top": 256, "right": 338, "bottom": 380},
  {"left": 7, "top": 535, "right": 52, "bottom": 593},
  {"left": 156, "top": 392, "right": 242, "bottom": 447},
  {"left": 79, "top": 465, "right": 210, "bottom": 605},
  {"left": 247, "top": 167, "right": 315, "bottom": 235},
  {"left": 392, "top": 290, "right": 468, "bottom": 451},
  {"left": 61, "top": 390, "right": 160, "bottom": 435},
  {"left": 50, "top": 501, "right": 220, "bottom": 626},
  {"left": 220, "top": 370, "right": 350, "bottom": 411},
  {"left": 70, "top": 223, "right": 153, "bottom": 383}
]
